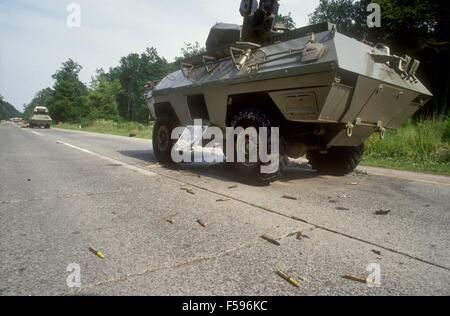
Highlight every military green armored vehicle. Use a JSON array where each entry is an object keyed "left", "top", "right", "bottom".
[
  {"left": 145, "top": 0, "right": 432, "bottom": 180},
  {"left": 30, "top": 106, "right": 52, "bottom": 129}
]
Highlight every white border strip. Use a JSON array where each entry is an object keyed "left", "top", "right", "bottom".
[{"left": 61, "top": 142, "right": 157, "bottom": 177}]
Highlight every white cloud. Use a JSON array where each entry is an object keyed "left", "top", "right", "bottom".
[{"left": 0, "top": 0, "right": 319, "bottom": 110}]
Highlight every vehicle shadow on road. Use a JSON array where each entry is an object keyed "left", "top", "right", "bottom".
[{"left": 118, "top": 149, "right": 320, "bottom": 186}]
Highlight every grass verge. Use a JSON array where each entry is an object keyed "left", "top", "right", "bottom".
[
  {"left": 56, "top": 120, "right": 153, "bottom": 140},
  {"left": 363, "top": 120, "right": 450, "bottom": 176}
]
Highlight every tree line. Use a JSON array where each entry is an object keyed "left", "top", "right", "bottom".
[
  {"left": 22, "top": 47, "right": 180, "bottom": 124},
  {"left": 0, "top": 95, "right": 21, "bottom": 120}
]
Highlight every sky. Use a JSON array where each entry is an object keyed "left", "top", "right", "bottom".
[{"left": 0, "top": 0, "right": 319, "bottom": 111}]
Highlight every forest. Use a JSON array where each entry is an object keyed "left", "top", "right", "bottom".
[{"left": 0, "top": 95, "right": 21, "bottom": 120}]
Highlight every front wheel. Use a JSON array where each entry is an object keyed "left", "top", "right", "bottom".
[
  {"left": 152, "top": 114, "right": 179, "bottom": 165},
  {"left": 307, "top": 145, "right": 364, "bottom": 176},
  {"left": 230, "top": 108, "right": 288, "bottom": 182}
]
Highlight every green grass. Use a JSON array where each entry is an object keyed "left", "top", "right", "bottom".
[
  {"left": 363, "top": 119, "right": 450, "bottom": 176},
  {"left": 56, "top": 120, "right": 154, "bottom": 140}
]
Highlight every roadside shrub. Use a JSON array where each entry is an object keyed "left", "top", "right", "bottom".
[
  {"left": 442, "top": 119, "right": 450, "bottom": 143},
  {"left": 365, "top": 120, "right": 450, "bottom": 166}
]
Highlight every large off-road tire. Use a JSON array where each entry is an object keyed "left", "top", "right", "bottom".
[
  {"left": 307, "top": 145, "right": 364, "bottom": 176},
  {"left": 152, "top": 113, "right": 179, "bottom": 165},
  {"left": 230, "top": 108, "right": 288, "bottom": 182}
]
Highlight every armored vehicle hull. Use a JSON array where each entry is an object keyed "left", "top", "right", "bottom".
[
  {"left": 30, "top": 107, "right": 52, "bottom": 129},
  {"left": 146, "top": 21, "right": 431, "bottom": 179}
]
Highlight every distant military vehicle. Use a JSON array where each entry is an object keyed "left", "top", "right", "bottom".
[
  {"left": 145, "top": 0, "right": 432, "bottom": 180},
  {"left": 30, "top": 106, "right": 52, "bottom": 129}
]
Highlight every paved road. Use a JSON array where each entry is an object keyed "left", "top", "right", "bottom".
[{"left": 1, "top": 121, "right": 449, "bottom": 296}]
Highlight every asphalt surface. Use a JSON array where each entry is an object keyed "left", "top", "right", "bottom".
[{"left": 0, "top": 121, "right": 449, "bottom": 296}]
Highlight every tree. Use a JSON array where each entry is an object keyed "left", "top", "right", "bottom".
[
  {"left": 174, "top": 42, "right": 207, "bottom": 64},
  {"left": 181, "top": 42, "right": 206, "bottom": 59},
  {"left": 0, "top": 95, "right": 21, "bottom": 120},
  {"left": 50, "top": 59, "right": 88, "bottom": 122},
  {"left": 109, "top": 47, "right": 172, "bottom": 122},
  {"left": 84, "top": 70, "right": 122, "bottom": 121},
  {"left": 309, "top": 0, "right": 370, "bottom": 37},
  {"left": 276, "top": 13, "right": 296, "bottom": 30}
]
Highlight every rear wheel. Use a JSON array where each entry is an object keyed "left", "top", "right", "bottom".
[
  {"left": 152, "top": 113, "right": 179, "bottom": 165},
  {"left": 230, "top": 108, "right": 288, "bottom": 182},
  {"left": 307, "top": 145, "right": 364, "bottom": 176}
]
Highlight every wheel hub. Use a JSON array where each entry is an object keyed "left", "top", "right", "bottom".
[{"left": 157, "top": 126, "right": 170, "bottom": 152}]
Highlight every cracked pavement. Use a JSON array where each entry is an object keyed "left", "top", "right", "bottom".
[{"left": 1, "top": 122, "right": 449, "bottom": 296}]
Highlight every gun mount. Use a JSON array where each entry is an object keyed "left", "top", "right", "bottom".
[{"left": 240, "top": 0, "right": 280, "bottom": 44}]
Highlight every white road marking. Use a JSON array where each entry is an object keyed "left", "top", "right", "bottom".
[
  {"left": 31, "top": 131, "right": 44, "bottom": 136},
  {"left": 60, "top": 142, "right": 157, "bottom": 177}
]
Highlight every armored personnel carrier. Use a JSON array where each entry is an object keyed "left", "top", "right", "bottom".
[
  {"left": 30, "top": 106, "right": 52, "bottom": 129},
  {"left": 145, "top": 0, "right": 432, "bottom": 180}
]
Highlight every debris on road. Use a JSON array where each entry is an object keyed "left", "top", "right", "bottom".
[
  {"left": 197, "top": 220, "right": 208, "bottom": 228},
  {"left": 336, "top": 207, "right": 351, "bottom": 211},
  {"left": 282, "top": 195, "right": 298, "bottom": 201},
  {"left": 165, "top": 213, "right": 178, "bottom": 224},
  {"left": 296, "top": 232, "right": 310, "bottom": 240},
  {"left": 347, "top": 182, "right": 359, "bottom": 186},
  {"left": 216, "top": 198, "right": 231, "bottom": 202},
  {"left": 375, "top": 209, "right": 392, "bottom": 216},
  {"left": 342, "top": 274, "right": 367, "bottom": 284},
  {"left": 181, "top": 187, "right": 196, "bottom": 195},
  {"left": 89, "top": 247, "right": 105, "bottom": 259},
  {"left": 354, "top": 170, "right": 369, "bottom": 177},
  {"left": 276, "top": 270, "right": 300, "bottom": 288},
  {"left": 372, "top": 250, "right": 382, "bottom": 256},
  {"left": 261, "top": 234, "right": 281, "bottom": 246},
  {"left": 228, "top": 185, "right": 238, "bottom": 189},
  {"left": 343, "top": 274, "right": 380, "bottom": 287},
  {"left": 291, "top": 216, "right": 309, "bottom": 224}
]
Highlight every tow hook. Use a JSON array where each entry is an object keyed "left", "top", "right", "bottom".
[
  {"left": 377, "top": 121, "right": 386, "bottom": 140},
  {"left": 346, "top": 123, "right": 354, "bottom": 138}
]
